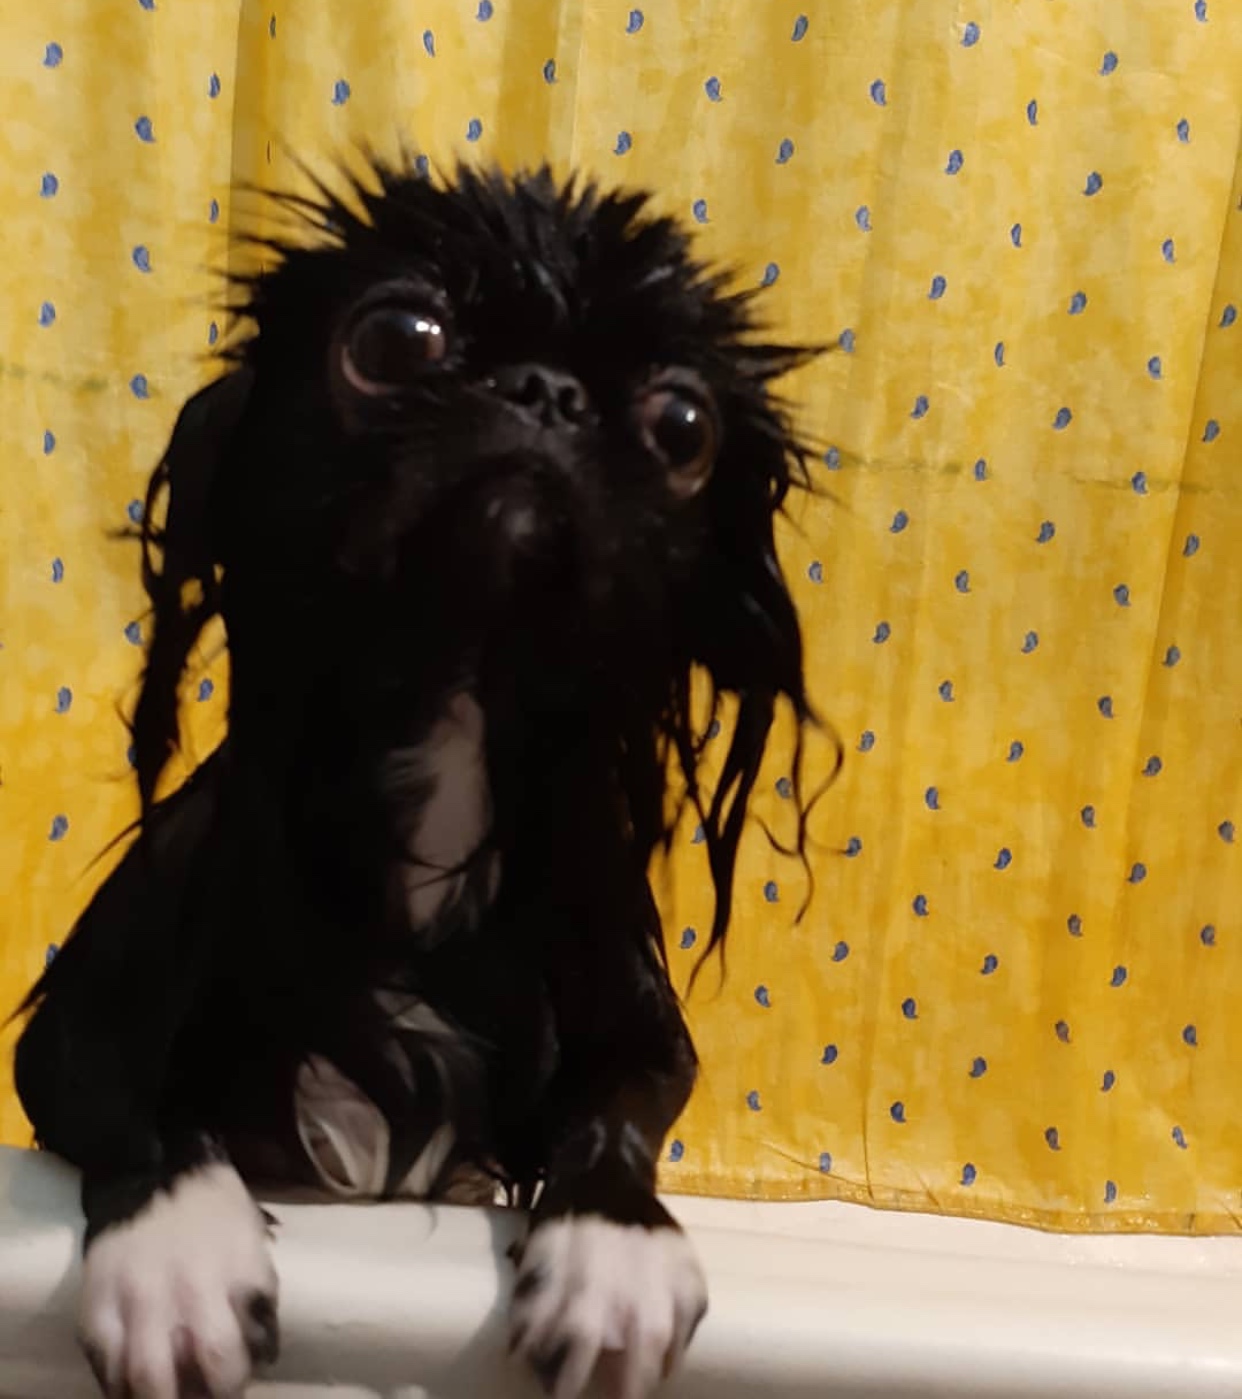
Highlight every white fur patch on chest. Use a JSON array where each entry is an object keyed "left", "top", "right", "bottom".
[
  {"left": 392, "top": 692, "right": 499, "bottom": 931},
  {"left": 293, "top": 994, "right": 456, "bottom": 1199},
  {"left": 294, "top": 1054, "right": 455, "bottom": 1199},
  {"left": 78, "top": 1161, "right": 278, "bottom": 1398}
]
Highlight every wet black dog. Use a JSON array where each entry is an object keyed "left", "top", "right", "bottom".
[{"left": 14, "top": 159, "right": 813, "bottom": 1399}]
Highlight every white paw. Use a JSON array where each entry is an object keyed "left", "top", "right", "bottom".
[
  {"left": 79, "top": 1163, "right": 279, "bottom": 1399},
  {"left": 510, "top": 1215, "right": 708, "bottom": 1399}
]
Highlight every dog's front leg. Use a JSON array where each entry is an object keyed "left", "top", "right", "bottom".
[
  {"left": 15, "top": 762, "right": 280, "bottom": 1399},
  {"left": 508, "top": 900, "right": 705, "bottom": 1399},
  {"left": 18, "top": 1002, "right": 280, "bottom": 1399}
]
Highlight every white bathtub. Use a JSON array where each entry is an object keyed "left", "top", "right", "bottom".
[{"left": 3, "top": 1144, "right": 1242, "bottom": 1398}]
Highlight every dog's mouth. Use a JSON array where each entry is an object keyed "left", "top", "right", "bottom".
[
  {"left": 331, "top": 433, "right": 667, "bottom": 709},
  {"left": 440, "top": 453, "right": 582, "bottom": 614},
  {"left": 478, "top": 454, "right": 576, "bottom": 556},
  {"left": 429, "top": 450, "right": 662, "bottom": 706}
]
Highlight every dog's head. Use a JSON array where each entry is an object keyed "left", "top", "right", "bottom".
[{"left": 134, "top": 160, "right": 817, "bottom": 954}]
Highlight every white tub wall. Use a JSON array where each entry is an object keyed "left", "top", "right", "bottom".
[{"left": 4, "top": 1145, "right": 1242, "bottom": 1399}]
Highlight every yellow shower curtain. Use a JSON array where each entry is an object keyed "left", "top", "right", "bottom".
[{"left": 2, "top": 0, "right": 1241, "bottom": 1234}]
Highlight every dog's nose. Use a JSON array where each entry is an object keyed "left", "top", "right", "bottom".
[{"left": 492, "top": 363, "right": 590, "bottom": 429}]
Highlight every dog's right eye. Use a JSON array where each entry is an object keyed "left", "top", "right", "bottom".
[{"left": 340, "top": 303, "right": 447, "bottom": 394}]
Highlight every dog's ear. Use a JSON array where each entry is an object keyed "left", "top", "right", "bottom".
[
  {"left": 670, "top": 411, "right": 815, "bottom": 974},
  {"left": 131, "top": 368, "right": 253, "bottom": 816}
]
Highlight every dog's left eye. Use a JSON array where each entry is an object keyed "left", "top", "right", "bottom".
[
  {"left": 636, "top": 386, "right": 718, "bottom": 498},
  {"left": 341, "top": 303, "right": 447, "bottom": 393}
]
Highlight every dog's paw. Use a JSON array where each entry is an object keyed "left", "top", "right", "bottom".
[
  {"left": 79, "top": 1163, "right": 279, "bottom": 1399},
  {"left": 509, "top": 1215, "right": 707, "bottom": 1399}
]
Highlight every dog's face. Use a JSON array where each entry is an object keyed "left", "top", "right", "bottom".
[
  {"left": 137, "top": 162, "right": 813, "bottom": 947},
  {"left": 212, "top": 166, "right": 807, "bottom": 701}
]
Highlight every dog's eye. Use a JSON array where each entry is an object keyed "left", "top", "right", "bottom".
[
  {"left": 637, "top": 389, "right": 718, "bottom": 498},
  {"left": 341, "top": 304, "right": 447, "bottom": 393}
]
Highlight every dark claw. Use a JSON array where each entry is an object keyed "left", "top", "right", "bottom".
[
  {"left": 688, "top": 1299, "right": 709, "bottom": 1345},
  {"left": 240, "top": 1290, "right": 281, "bottom": 1366},
  {"left": 80, "top": 1338, "right": 109, "bottom": 1395},
  {"left": 512, "top": 1263, "right": 547, "bottom": 1301},
  {"left": 246, "top": 1290, "right": 278, "bottom": 1328},
  {"left": 176, "top": 1357, "right": 212, "bottom": 1399},
  {"left": 508, "top": 1323, "right": 529, "bottom": 1357},
  {"left": 665, "top": 1300, "right": 709, "bottom": 1377},
  {"left": 531, "top": 1339, "right": 571, "bottom": 1393}
]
